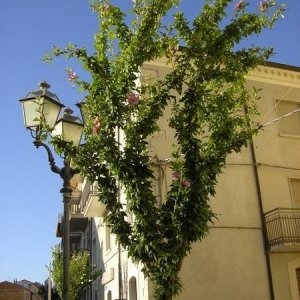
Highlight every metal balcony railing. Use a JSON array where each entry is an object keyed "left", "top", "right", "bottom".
[
  {"left": 264, "top": 207, "right": 300, "bottom": 250},
  {"left": 69, "top": 195, "right": 88, "bottom": 234},
  {"left": 70, "top": 196, "right": 82, "bottom": 215},
  {"left": 80, "top": 181, "right": 99, "bottom": 212}
]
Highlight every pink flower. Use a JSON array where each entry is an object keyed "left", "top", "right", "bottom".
[
  {"left": 259, "top": 0, "right": 269, "bottom": 11},
  {"left": 127, "top": 93, "right": 139, "bottom": 105},
  {"left": 103, "top": 3, "right": 110, "bottom": 10},
  {"left": 67, "top": 70, "right": 78, "bottom": 81},
  {"left": 92, "top": 117, "right": 101, "bottom": 135},
  {"left": 182, "top": 178, "right": 191, "bottom": 188},
  {"left": 172, "top": 171, "right": 180, "bottom": 180},
  {"left": 235, "top": 0, "right": 246, "bottom": 11}
]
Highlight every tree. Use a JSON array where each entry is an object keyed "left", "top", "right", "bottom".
[
  {"left": 43, "top": 0, "right": 285, "bottom": 299},
  {"left": 51, "top": 245, "right": 101, "bottom": 300}
]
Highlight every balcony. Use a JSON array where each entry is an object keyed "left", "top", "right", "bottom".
[
  {"left": 264, "top": 207, "right": 300, "bottom": 252},
  {"left": 70, "top": 192, "right": 88, "bottom": 233},
  {"left": 55, "top": 210, "right": 88, "bottom": 243},
  {"left": 80, "top": 181, "right": 106, "bottom": 218}
]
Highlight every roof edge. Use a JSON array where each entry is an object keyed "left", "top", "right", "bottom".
[{"left": 264, "top": 61, "right": 300, "bottom": 73}]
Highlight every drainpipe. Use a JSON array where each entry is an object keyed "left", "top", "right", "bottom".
[
  {"left": 89, "top": 220, "right": 93, "bottom": 300},
  {"left": 118, "top": 243, "right": 123, "bottom": 299},
  {"left": 117, "top": 127, "right": 123, "bottom": 300},
  {"left": 249, "top": 138, "right": 275, "bottom": 300}
]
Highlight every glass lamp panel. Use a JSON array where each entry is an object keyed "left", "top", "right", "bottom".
[
  {"left": 20, "top": 98, "right": 41, "bottom": 129},
  {"left": 42, "top": 97, "right": 64, "bottom": 129},
  {"left": 20, "top": 96, "right": 63, "bottom": 130},
  {"left": 52, "top": 120, "right": 83, "bottom": 146}
]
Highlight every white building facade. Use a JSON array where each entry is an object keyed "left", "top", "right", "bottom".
[{"left": 59, "top": 61, "right": 300, "bottom": 300}]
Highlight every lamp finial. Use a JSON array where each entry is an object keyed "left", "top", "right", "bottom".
[{"left": 39, "top": 81, "right": 51, "bottom": 92}]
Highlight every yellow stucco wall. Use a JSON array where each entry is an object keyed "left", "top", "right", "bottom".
[
  {"left": 83, "top": 62, "right": 300, "bottom": 300},
  {"left": 146, "top": 63, "right": 300, "bottom": 300}
]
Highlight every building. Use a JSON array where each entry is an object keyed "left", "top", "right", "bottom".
[
  {"left": 0, "top": 280, "right": 43, "bottom": 300},
  {"left": 58, "top": 61, "right": 300, "bottom": 299},
  {"left": 177, "top": 62, "right": 300, "bottom": 300}
]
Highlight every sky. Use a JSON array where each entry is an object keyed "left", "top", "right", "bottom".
[{"left": 0, "top": 0, "right": 299, "bottom": 285}]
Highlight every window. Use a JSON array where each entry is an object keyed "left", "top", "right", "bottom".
[
  {"left": 276, "top": 99, "right": 300, "bottom": 136},
  {"left": 105, "top": 223, "right": 111, "bottom": 252},
  {"left": 92, "top": 238, "right": 97, "bottom": 266},
  {"left": 296, "top": 268, "right": 300, "bottom": 297},
  {"left": 94, "top": 290, "right": 98, "bottom": 300},
  {"left": 289, "top": 178, "right": 300, "bottom": 208},
  {"left": 107, "top": 290, "right": 112, "bottom": 300},
  {"left": 288, "top": 259, "right": 300, "bottom": 300},
  {"left": 129, "top": 277, "right": 137, "bottom": 300}
]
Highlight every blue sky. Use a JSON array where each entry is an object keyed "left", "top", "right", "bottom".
[{"left": 0, "top": 0, "right": 299, "bottom": 284}]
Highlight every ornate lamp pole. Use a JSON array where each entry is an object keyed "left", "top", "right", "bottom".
[{"left": 19, "top": 82, "right": 83, "bottom": 300}]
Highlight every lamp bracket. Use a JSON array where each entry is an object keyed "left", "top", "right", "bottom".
[{"left": 33, "top": 141, "right": 80, "bottom": 186}]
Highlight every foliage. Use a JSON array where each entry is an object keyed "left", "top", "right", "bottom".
[
  {"left": 44, "top": 1, "right": 285, "bottom": 299},
  {"left": 51, "top": 245, "right": 101, "bottom": 300}
]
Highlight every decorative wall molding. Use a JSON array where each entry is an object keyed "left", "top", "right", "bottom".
[{"left": 247, "top": 64, "right": 300, "bottom": 88}]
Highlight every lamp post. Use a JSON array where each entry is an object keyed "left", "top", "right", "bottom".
[{"left": 19, "top": 82, "right": 83, "bottom": 300}]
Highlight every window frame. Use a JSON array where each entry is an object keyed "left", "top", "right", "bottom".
[{"left": 275, "top": 99, "right": 300, "bottom": 138}]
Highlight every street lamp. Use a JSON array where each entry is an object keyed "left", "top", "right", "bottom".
[
  {"left": 20, "top": 81, "right": 65, "bottom": 130},
  {"left": 19, "top": 82, "right": 84, "bottom": 300}
]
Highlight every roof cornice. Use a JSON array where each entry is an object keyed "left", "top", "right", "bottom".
[{"left": 247, "top": 61, "right": 300, "bottom": 88}]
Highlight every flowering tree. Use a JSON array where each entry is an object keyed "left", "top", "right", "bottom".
[
  {"left": 51, "top": 246, "right": 101, "bottom": 300},
  {"left": 44, "top": 0, "right": 285, "bottom": 299}
]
